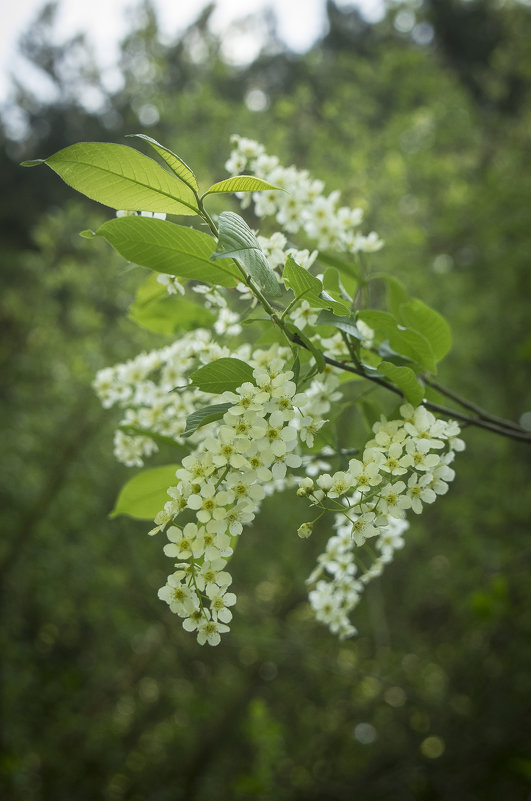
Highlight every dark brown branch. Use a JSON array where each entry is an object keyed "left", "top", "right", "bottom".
[
  {"left": 291, "top": 335, "right": 531, "bottom": 444},
  {"left": 423, "top": 376, "right": 524, "bottom": 432}
]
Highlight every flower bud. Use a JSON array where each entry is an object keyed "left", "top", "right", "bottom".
[{"left": 297, "top": 522, "right": 313, "bottom": 539}]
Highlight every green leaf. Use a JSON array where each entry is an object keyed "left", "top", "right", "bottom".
[
  {"left": 358, "top": 310, "right": 436, "bottom": 372},
  {"left": 41, "top": 142, "right": 199, "bottom": 215},
  {"left": 317, "top": 251, "right": 362, "bottom": 281},
  {"left": 128, "top": 273, "right": 214, "bottom": 335},
  {"left": 190, "top": 357, "right": 256, "bottom": 394},
  {"left": 398, "top": 299, "right": 452, "bottom": 362},
  {"left": 315, "top": 310, "right": 365, "bottom": 339},
  {"left": 291, "top": 354, "right": 301, "bottom": 385},
  {"left": 212, "top": 211, "right": 281, "bottom": 297},
  {"left": 182, "top": 403, "right": 233, "bottom": 437},
  {"left": 283, "top": 256, "right": 350, "bottom": 316},
  {"left": 126, "top": 133, "right": 199, "bottom": 192},
  {"left": 323, "top": 267, "right": 355, "bottom": 303},
  {"left": 20, "top": 159, "right": 45, "bottom": 167},
  {"left": 202, "top": 176, "right": 281, "bottom": 197},
  {"left": 376, "top": 273, "right": 409, "bottom": 318},
  {"left": 378, "top": 361, "right": 424, "bottom": 405},
  {"left": 109, "top": 464, "right": 179, "bottom": 520},
  {"left": 283, "top": 253, "right": 322, "bottom": 296},
  {"left": 79, "top": 229, "right": 96, "bottom": 239},
  {"left": 96, "top": 216, "right": 239, "bottom": 287},
  {"left": 119, "top": 425, "right": 188, "bottom": 450},
  {"left": 285, "top": 322, "right": 326, "bottom": 372}
]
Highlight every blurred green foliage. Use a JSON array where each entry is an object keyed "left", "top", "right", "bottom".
[{"left": 1, "top": 1, "right": 530, "bottom": 799}]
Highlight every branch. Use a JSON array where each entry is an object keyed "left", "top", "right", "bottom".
[
  {"left": 290, "top": 335, "right": 531, "bottom": 444},
  {"left": 423, "top": 376, "right": 524, "bottom": 432}
]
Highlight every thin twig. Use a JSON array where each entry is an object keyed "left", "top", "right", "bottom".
[{"left": 424, "top": 376, "right": 524, "bottom": 432}]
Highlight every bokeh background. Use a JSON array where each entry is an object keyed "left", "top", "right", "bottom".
[{"left": 1, "top": 1, "right": 531, "bottom": 799}]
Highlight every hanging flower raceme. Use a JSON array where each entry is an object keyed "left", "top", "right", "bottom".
[{"left": 31, "top": 131, "right": 518, "bottom": 649}]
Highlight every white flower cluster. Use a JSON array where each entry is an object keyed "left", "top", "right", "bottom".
[
  {"left": 93, "top": 330, "right": 229, "bottom": 466},
  {"left": 154, "top": 356, "right": 344, "bottom": 646},
  {"left": 93, "top": 334, "right": 342, "bottom": 645},
  {"left": 302, "top": 404, "right": 465, "bottom": 639},
  {"left": 225, "top": 135, "right": 384, "bottom": 254}
]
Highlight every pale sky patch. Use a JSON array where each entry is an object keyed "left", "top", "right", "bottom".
[{"left": 0, "top": 0, "right": 385, "bottom": 104}]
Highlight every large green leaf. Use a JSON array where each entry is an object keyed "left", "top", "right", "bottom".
[
  {"left": 128, "top": 273, "right": 214, "bottom": 335},
  {"left": 182, "top": 403, "right": 233, "bottom": 437},
  {"left": 358, "top": 310, "right": 436, "bottom": 372},
  {"left": 398, "top": 299, "right": 452, "bottom": 362},
  {"left": 202, "top": 176, "right": 281, "bottom": 197},
  {"left": 127, "top": 133, "right": 199, "bottom": 192},
  {"left": 190, "top": 358, "right": 256, "bottom": 394},
  {"left": 31, "top": 142, "right": 199, "bottom": 215},
  {"left": 212, "top": 211, "right": 281, "bottom": 297},
  {"left": 378, "top": 361, "right": 424, "bottom": 405},
  {"left": 96, "top": 216, "right": 239, "bottom": 287},
  {"left": 110, "top": 464, "right": 180, "bottom": 520}
]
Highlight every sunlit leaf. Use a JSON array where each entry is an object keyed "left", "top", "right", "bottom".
[
  {"left": 38, "top": 142, "right": 199, "bottom": 214},
  {"left": 202, "top": 175, "right": 281, "bottom": 197},
  {"left": 127, "top": 133, "right": 199, "bottom": 192},
  {"left": 96, "top": 216, "right": 239, "bottom": 286},
  {"left": 109, "top": 464, "right": 179, "bottom": 520}
]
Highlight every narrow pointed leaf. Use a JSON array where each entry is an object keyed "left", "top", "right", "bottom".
[
  {"left": 20, "top": 159, "right": 45, "bottom": 167},
  {"left": 190, "top": 358, "right": 256, "bottom": 394},
  {"left": 110, "top": 464, "right": 180, "bottom": 520},
  {"left": 212, "top": 211, "right": 281, "bottom": 297},
  {"left": 182, "top": 403, "right": 233, "bottom": 437},
  {"left": 203, "top": 176, "right": 281, "bottom": 197},
  {"left": 95, "top": 216, "right": 239, "bottom": 286},
  {"left": 41, "top": 142, "right": 199, "bottom": 214},
  {"left": 127, "top": 133, "right": 199, "bottom": 192},
  {"left": 378, "top": 361, "right": 424, "bottom": 405}
]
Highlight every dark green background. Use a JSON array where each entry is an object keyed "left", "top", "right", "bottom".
[{"left": 1, "top": 2, "right": 530, "bottom": 798}]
